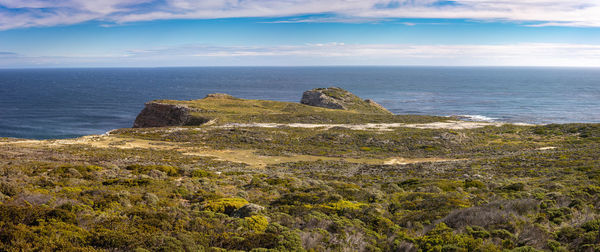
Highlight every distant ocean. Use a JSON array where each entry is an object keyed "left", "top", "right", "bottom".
[{"left": 1, "top": 67, "right": 599, "bottom": 139}]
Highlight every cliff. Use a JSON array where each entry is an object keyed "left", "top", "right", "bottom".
[{"left": 132, "top": 102, "right": 211, "bottom": 128}]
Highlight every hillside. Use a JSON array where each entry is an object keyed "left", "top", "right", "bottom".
[{"left": 0, "top": 88, "right": 599, "bottom": 251}]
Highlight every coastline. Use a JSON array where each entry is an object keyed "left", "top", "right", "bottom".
[{"left": 1, "top": 89, "right": 599, "bottom": 251}]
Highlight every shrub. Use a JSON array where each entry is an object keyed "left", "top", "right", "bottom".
[
  {"left": 102, "top": 178, "right": 151, "bottom": 186},
  {"left": 241, "top": 215, "right": 269, "bottom": 234},
  {"left": 319, "top": 200, "right": 366, "bottom": 211},
  {"left": 466, "top": 226, "right": 490, "bottom": 239},
  {"left": 442, "top": 206, "right": 509, "bottom": 230},
  {"left": 416, "top": 223, "right": 493, "bottom": 251},
  {"left": 502, "top": 183, "right": 525, "bottom": 192},
  {"left": 546, "top": 207, "right": 572, "bottom": 225},
  {"left": 464, "top": 179, "right": 486, "bottom": 189},
  {"left": 89, "top": 228, "right": 135, "bottom": 249},
  {"left": 204, "top": 198, "right": 249, "bottom": 214},
  {"left": 491, "top": 229, "right": 514, "bottom": 240},
  {"left": 126, "top": 164, "right": 180, "bottom": 176},
  {"left": 0, "top": 181, "right": 19, "bottom": 196},
  {"left": 191, "top": 169, "right": 215, "bottom": 178},
  {"left": 581, "top": 219, "right": 600, "bottom": 232}
]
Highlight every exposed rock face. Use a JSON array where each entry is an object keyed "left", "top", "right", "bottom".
[
  {"left": 301, "top": 88, "right": 346, "bottom": 110},
  {"left": 133, "top": 102, "right": 208, "bottom": 128},
  {"left": 301, "top": 87, "right": 393, "bottom": 114}
]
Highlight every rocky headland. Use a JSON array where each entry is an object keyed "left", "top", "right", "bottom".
[{"left": 0, "top": 88, "right": 599, "bottom": 251}]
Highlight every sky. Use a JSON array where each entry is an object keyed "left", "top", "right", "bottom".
[{"left": 0, "top": 0, "right": 599, "bottom": 67}]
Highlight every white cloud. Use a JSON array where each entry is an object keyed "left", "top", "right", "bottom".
[
  {"left": 2, "top": 42, "right": 599, "bottom": 67},
  {"left": 0, "top": 0, "right": 600, "bottom": 29}
]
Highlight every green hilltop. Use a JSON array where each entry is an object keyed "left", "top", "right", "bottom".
[{"left": 134, "top": 88, "right": 444, "bottom": 127}]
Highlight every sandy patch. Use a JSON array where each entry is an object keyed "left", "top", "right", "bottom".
[
  {"left": 0, "top": 139, "right": 41, "bottom": 145},
  {"left": 1, "top": 134, "right": 469, "bottom": 169},
  {"left": 216, "top": 120, "right": 527, "bottom": 131},
  {"left": 384, "top": 157, "right": 466, "bottom": 165}
]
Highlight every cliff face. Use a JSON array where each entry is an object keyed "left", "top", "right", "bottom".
[
  {"left": 300, "top": 89, "right": 346, "bottom": 110},
  {"left": 300, "top": 87, "right": 393, "bottom": 115},
  {"left": 133, "top": 102, "right": 209, "bottom": 128}
]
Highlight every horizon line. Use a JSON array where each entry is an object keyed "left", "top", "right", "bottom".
[{"left": 2, "top": 65, "right": 600, "bottom": 70}]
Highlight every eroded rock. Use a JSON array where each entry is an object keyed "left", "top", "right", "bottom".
[
  {"left": 300, "top": 87, "right": 393, "bottom": 114},
  {"left": 133, "top": 102, "right": 210, "bottom": 128}
]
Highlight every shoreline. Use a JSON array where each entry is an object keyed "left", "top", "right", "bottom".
[
  {"left": 4, "top": 117, "right": 596, "bottom": 141},
  {"left": 1, "top": 118, "right": 547, "bottom": 141}
]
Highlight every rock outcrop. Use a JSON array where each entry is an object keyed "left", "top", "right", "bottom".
[
  {"left": 133, "top": 93, "right": 239, "bottom": 128},
  {"left": 133, "top": 102, "right": 209, "bottom": 128},
  {"left": 301, "top": 88, "right": 346, "bottom": 110},
  {"left": 231, "top": 203, "right": 265, "bottom": 218},
  {"left": 301, "top": 87, "right": 393, "bottom": 114}
]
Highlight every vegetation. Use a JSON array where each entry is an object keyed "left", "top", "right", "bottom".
[
  {"left": 155, "top": 94, "right": 446, "bottom": 125},
  {"left": 1, "top": 96, "right": 599, "bottom": 251}
]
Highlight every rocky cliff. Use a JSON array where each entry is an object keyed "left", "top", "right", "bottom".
[
  {"left": 132, "top": 102, "right": 209, "bottom": 128},
  {"left": 300, "top": 87, "right": 393, "bottom": 115}
]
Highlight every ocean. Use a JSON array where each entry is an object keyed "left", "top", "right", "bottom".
[{"left": 1, "top": 67, "right": 599, "bottom": 139}]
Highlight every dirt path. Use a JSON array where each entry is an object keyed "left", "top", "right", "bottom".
[{"left": 217, "top": 120, "right": 532, "bottom": 131}]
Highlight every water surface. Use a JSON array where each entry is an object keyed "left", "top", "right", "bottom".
[{"left": 1, "top": 67, "right": 598, "bottom": 139}]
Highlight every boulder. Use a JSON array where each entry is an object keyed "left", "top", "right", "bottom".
[
  {"left": 231, "top": 203, "right": 265, "bottom": 218},
  {"left": 133, "top": 102, "right": 210, "bottom": 128},
  {"left": 300, "top": 87, "right": 393, "bottom": 115},
  {"left": 133, "top": 102, "right": 191, "bottom": 128}
]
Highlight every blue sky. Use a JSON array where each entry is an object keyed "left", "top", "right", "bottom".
[{"left": 1, "top": 0, "right": 599, "bottom": 67}]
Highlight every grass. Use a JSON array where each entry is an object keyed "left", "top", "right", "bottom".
[{"left": 154, "top": 94, "right": 446, "bottom": 125}]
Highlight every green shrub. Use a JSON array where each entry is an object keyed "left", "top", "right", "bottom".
[
  {"left": 464, "top": 179, "right": 486, "bottom": 189},
  {"left": 241, "top": 215, "right": 269, "bottom": 234},
  {"left": 546, "top": 207, "right": 572, "bottom": 225},
  {"left": 581, "top": 219, "right": 600, "bottom": 232},
  {"left": 0, "top": 182, "right": 19, "bottom": 196},
  {"left": 126, "top": 164, "right": 180, "bottom": 176},
  {"left": 466, "top": 226, "right": 490, "bottom": 239},
  {"left": 491, "top": 229, "right": 514, "bottom": 240},
  {"left": 204, "top": 198, "right": 249, "bottom": 214},
  {"left": 102, "top": 178, "right": 151, "bottom": 186},
  {"left": 191, "top": 169, "right": 215, "bottom": 178}
]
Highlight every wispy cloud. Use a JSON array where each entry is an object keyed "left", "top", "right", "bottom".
[
  {"left": 2, "top": 42, "right": 599, "bottom": 67},
  {"left": 0, "top": 51, "right": 17, "bottom": 57},
  {"left": 0, "top": 0, "right": 600, "bottom": 30}
]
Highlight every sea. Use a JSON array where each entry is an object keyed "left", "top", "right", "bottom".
[{"left": 1, "top": 67, "right": 599, "bottom": 139}]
